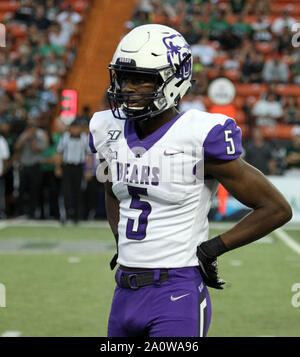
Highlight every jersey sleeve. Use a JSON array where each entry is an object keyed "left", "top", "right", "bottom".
[
  {"left": 89, "top": 110, "right": 113, "bottom": 159},
  {"left": 203, "top": 118, "right": 242, "bottom": 161}
]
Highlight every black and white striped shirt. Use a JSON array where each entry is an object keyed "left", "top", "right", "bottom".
[{"left": 57, "top": 132, "right": 90, "bottom": 164}]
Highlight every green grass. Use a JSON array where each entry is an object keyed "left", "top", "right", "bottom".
[
  {"left": 284, "top": 230, "right": 300, "bottom": 244},
  {"left": 0, "top": 253, "right": 114, "bottom": 337},
  {"left": 0, "top": 226, "right": 113, "bottom": 241},
  {"left": 0, "top": 224, "right": 299, "bottom": 337}
]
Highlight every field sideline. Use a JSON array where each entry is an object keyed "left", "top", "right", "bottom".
[{"left": 0, "top": 220, "right": 299, "bottom": 337}]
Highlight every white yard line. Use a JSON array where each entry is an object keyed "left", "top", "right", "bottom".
[
  {"left": 1, "top": 331, "right": 22, "bottom": 337},
  {"left": 0, "top": 222, "right": 7, "bottom": 230},
  {"left": 280, "top": 223, "right": 300, "bottom": 231},
  {"left": 1, "top": 220, "right": 300, "bottom": 231},
  {"left": 0, "top": 219, "right": 110, "bottom": 228},
  {"left": 274, "top": 228, "right": 300, "bottom": 256}
]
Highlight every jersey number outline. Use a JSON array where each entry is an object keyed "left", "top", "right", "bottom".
[
  {"left": 224, "top": 129, "right": 236, "bottom": 155},
  {"left": 126, "top": 186, "right": 152, "bottom": 240}
]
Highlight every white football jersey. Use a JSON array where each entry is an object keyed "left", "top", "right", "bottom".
[{"left": 89, "top": 109, "right": 242, "bottom": 268}]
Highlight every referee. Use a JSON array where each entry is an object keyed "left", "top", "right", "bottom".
[{"left": 55, "top": 117, "right": 91, "bottom": 223}]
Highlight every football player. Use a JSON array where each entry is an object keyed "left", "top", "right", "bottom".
[{"left": 89, "top": 24, "right": 292, "bottom": 337}]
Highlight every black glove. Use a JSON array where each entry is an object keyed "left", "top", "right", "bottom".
[{"left": 197, "top": 244, "right": 226, "bottom": 290}]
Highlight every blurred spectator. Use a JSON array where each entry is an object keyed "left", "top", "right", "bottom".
[
  {"left": 0, "top": 134, "right": 10, "bottom": 218},
  {"left": 277, "top": 27, "right": 292, "bottom": 55},
  {"left": 14, "top": 118, "right": 48, "bottom": 218},
  {"left": 57, "top": 5, "right": 82, "bottom": 25},
  {"left": 250, "top": 0, "right": 271, "bottom": 16},
  {"left": 80, "top": 106, "right": 92, "bottom": 127},
  {"left": 239, "top": 39, "right": 256, "bottom": 64},
  {"left": 178, "top": 22, "right": 200, "bottom": 45},
  {"left": 271, "top": 9, "right": 297, "bottom": 36},
  {"left": 231, "top": 13, "right": 252, "bottom": 40},
  {"left": 191, "top": 10, "right": 208, "bottom": 39},
  {"left": 82, "top": 153, "right": 106, "bottom": 220},
  {"left": 38, "top": 33, "right": 64, "bottom": 57},
  {"left": 262, "top": 55, "right": 289, "bottom": 83},
  {"left": 191, "top": 35, "right": 217, "bottom": 66},
  {"left": 252, "top": 92, "right": 283, "bottom": 126},
  {"left": 0, "top": 102, "right": 11, "bottom": 124},
  {"left": 241, "top": 52, "right": 264, "bottom": 83},
  {"left": 45, "top": 0, "right": 60, "bottom": 22},
  {"left": 13, "top": 0, "right": 35, "bottom": 25},
  {"left": 138, "top": 0, "right": 154, "bottom": 13},
  {"left": 223, "top": 49, "right": 240, "bottom": 70},
  {"left": 0, "top": 121, "right": 17, "bottom": 217},
  {"left": 244, "top": 127, "right": 276, "bottom": 175},
  {"left": 0, "top": 54, "right": 12, "bottom": 78},
  {"left": 261, "top": 83, "right": 282, "bottom": 102},
  {"left": 229, "top": 0, "right": 248, "bottom": 15},
  {"left": 283, "top": 96, "right": 300, "bottom": 125},
  {"left": 221, "top": 28, "right": 241, "bottom": 51},
  {"left": 190, "top": 57, "right": 208, "bottom": 95},
  {"left": 49, "top": 23, "right": 72, "bottom": 49},
  {"left": 55, "top": 118, "right": 91, "bottom": 223},
  {"left": 55, "top": 4, "right": 82, "bottom": 45},
  {"left": 208, "top": 9, "right": 230, "bottom": 42},
  {"left": 42, "top": 52, "right": 66, "bottom": 88},
  {"left": 30, "top": 5, "right": 52, "bottom": 30},
  {"left": 179, "top": 92, "right": 206, "bottom": 112},
  {"left": 40, "top": 128, "right": 61, "bottom": 220},
  {"left": 292, "top": 57, "right": 300, "bottom": 84},
  {"left": 285, "top": 126, "right": 300, "bottom": 176},
  {"left": 131, "top": 10, "right": 151, "bottom": 27},
  {"left": 251, "top": 14, "right": 272, "bottom": 42}
]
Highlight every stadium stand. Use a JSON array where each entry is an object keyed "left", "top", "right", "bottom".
[
  {"left": 129, "top": 0, "right": 300, "bottom": 140},
  {"left": 0, "top": 0, "right": 93, "bottom": 219},
  {"left": 0, "top": 0, "right": 137, "bottom": 220},
  {"left": 1, "top": 0, "right": 300, "bottom": 220},
  {"left": 0, "top": 0, "right": 91, "bottom": 129}
]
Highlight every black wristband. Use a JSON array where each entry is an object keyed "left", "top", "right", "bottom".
[{"left": 199, "top": 235, "right": 229, "bottom": 259}]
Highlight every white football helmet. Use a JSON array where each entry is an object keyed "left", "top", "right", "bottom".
[{"left": 107, "top": 24, "right": 193, "bottom": 121}]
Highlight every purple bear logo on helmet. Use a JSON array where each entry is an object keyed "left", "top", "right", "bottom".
[{"left": 162, "top": 34, "right": 192, "bottom": 81}]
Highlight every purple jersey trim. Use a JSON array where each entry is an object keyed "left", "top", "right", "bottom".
[
  {"left": 89, "top": 132, "right": 97, "bottom": 153},
  {"left": 203, "top": 118, "right": 242, "bottom": 161},
  {"left": 124, "top": 112, "right": 185, "bottom": 155}
]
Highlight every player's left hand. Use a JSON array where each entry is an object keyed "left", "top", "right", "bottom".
[{"left": 196, "top": 245, "right": 226, "bottom": 290}]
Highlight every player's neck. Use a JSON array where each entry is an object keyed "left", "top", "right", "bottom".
[{"left": 134, "top": 107, "right": 180, "bottom": 140}]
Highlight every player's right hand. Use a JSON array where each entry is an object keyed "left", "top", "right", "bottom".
[{"left": 196, "top": 245, "right": 226, "bottom": 290}]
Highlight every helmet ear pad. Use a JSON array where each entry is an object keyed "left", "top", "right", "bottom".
[{"left": 154, "top": 53, "right": 193, "bottom": 111}]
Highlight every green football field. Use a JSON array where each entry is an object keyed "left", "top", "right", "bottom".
[{"left": 0, "top": 221, "right": 300, "bottom": 337}]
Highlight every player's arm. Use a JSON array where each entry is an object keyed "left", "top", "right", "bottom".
[
  {"left": 88, "top": 125, "right": 120, "bottom": 268},
  {"left": 197, "top": 118, "right": 292, "bottom": 289},
  {"left": 205, "top": 157, "right": 292, "bottom": 250},
  {"left": 103, "top": 167, "right": 120, "bottom": 240},
  {"left": 100, "top": 158, "right": 120, "bottom": 269},
  {"left": 198, "top": 158, "right": 292, "bottom": 289}
]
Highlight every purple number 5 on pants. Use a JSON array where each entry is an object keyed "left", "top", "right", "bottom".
[{"left": 107, "top": 266, "right": 212, "bottom": 337}]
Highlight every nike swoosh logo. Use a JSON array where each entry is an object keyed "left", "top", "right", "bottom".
[
  {"left": 170, "top": 293, "right": 190, "bottom": 302},
  {"left": 164, "top": 150, "right": 184, "bottom": 156}
]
